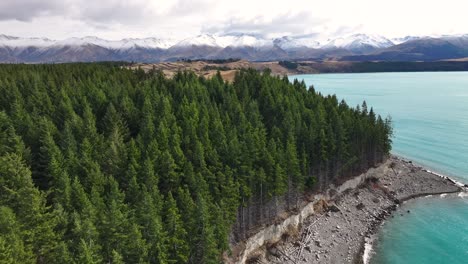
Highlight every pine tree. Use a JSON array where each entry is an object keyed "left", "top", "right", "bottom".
[
  {"left": 111, "top": 250, "right": 124, "bottom": 264},
  {"left": 0, "top": 154, "right": 61, "bottom": 264},
  {"left": 192, "top": 196, "right": 219, "bottom": 264},
  {"left": 99, "top": 177, "right": 129, "bottom": 262},
  {"left": 140, "top": 189, "right": 167, "bottom": 264},
  {"left": 163, "top": 192, "right": 189, "bottom": 264},
  {"left": 157, "top": 150, "right": 179, "bottom": 193},
  {"left": 76, "top": 239, "right": 102, "bottom": 264},
  {"left": 0, "top": 112, "right": 30, "bottom": 160},
  {"left": 123, "top": 223, "right": 148, "bottom": 263},
  {"left": 0, "top": 206, "right": 34, "bottom": 264},
  {"left": 285, "top": 134, "right": 302, "bottom": 207}
]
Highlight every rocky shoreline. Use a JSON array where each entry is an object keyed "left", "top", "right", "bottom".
[{"left": 250, "top": 156, "right": 464, "bottom": 264}]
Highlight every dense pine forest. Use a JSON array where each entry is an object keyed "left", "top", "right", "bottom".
[{"left": 0, "top": 63, "right": 392, "bottom": 264}]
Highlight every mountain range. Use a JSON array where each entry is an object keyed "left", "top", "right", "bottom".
[{"left": 1, "top": 33, "right": 468, "bottom": 63}]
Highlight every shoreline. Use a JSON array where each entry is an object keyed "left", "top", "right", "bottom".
[
  {"left": 360, "top": 160, "right": 467, "bottom": 264},
  {"left": 258, "top": 155, "right": 465, "bottom": 264},
  {"left": 361, "top": 192, "right": 464, "bottom": 264}
]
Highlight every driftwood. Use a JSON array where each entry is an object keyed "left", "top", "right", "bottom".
[
  {"left": 277, "top": 245, "right": 298, "bottom": 264},
  {"left": 283, "top": 213, "right": 326, "bottom": 261}
]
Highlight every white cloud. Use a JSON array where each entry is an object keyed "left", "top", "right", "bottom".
[
  {"left": 0, "top": 0, "right": 66, "bottom": 22},
  {"left": 0, "top": 0, "right": 467, "bottom": 40},
  {"left": 202, "top": 11, "right": 329, "bottom": 38}
]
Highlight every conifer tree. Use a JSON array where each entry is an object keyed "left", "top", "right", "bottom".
[
  {"left": 163, "top": 192, "right": 189, "bottom": 264},
  {"left": 0, "top": 154, "right": 61, "bottom": 264},
  {"left": 0, "top": 206, "right": 34, "bottom": 264},
  {"left": 192, "top": 196, "right": 219, "bottom": 264}
]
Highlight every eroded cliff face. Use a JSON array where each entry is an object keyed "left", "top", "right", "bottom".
[{"left": 227, "top": 161, "right": 390, "bottom": 263}]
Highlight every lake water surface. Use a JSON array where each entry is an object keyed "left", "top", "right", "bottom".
[{"left": 291, "top": 72, "right": 468, "bottom": 264}]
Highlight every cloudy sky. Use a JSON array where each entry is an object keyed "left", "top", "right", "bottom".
[{"left": 0, "top": 0, "right": 467, "bottom": 40}]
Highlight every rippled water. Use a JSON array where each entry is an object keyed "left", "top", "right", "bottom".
[{"left": 291, "top": 72, "right": 468, "bottom": 264}]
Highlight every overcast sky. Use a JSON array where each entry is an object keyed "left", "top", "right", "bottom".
[{"left": 0, "top": 0, "right": 467, "bottom": 40}]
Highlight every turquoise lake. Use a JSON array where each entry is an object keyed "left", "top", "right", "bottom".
[{"left": 291, "top": 72, "right": 468, "bottom": 264}]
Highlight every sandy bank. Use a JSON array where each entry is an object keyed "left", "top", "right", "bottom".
[{"left": 240, "top": 156, "right": 464, "bottom": 264}]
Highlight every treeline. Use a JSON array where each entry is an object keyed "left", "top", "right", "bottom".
[
  {"left": 201, "top": 65, "right": 232, "bottom": 71},
  {"left": 0, "top": 64, "right": 392, "bottom": 263},
  {"left": 178, "top": 58, "right": 241, "bottom": 64},
  {"left": 278, "top": 60, "right": 299, "bottom": 70}
]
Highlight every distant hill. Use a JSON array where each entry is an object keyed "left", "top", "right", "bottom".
[
  {"left": 342, "top": 36, "right": 468, "bottom": 61},
  {"left": 1, "top": 33, "right": 468, "bottom": 63}
]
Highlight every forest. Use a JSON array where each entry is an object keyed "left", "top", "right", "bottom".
[{"left": 0, "top": 63, "right": 392, "bottom": 263}]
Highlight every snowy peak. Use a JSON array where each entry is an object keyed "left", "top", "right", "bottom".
[
  {"left": 175, "top": 33, "right": 324, "bottom": 49},
  {"left": 391, "top": 36, "right": 422, "bottom": 45},
  {"left": 273, "top": 36, "right": 321, "bottom": 50},
  {"left": 324, "top": 34, "right": 394, "bottom": 51},
  {"left": 0, "top": 35, "right": 175, "bottom": 50},
  {"left": 120, "top": 38, "right": 177, "bottom": 50},
  {"left": 57, "top": 36, "right": 108, "bottom": 47},
  {"left": 57, "top": 36, "right": 176, "bottom": 50},
  {"left": 0, "top": 34, "right": 17, "bottom": 40},
  {"left": 174, "top": 34, "right": 271, "bottom": 48},
  {"left": 390, "top": 34, "right": 468, "bottom": 45},
  {"left": 0, "top": 35, "right": 54, "bottom": 48},
  {"left": 175, "top": 34, "right": 220, "bottom": 47},
  {"left": 218, "top": 34, "right": 271, "bottom": 48}
]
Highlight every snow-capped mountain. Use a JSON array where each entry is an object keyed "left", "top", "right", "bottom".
[
  {"left": 174, "top": 34, "right": 220, "bottom": 47},
  {"left": 439, "top": 34, "right": 468, "bottom": 48},
  {"left": 57, "top": 36, "right": 178, "bottom": 50},
  {"left": 389, "top": 34, "right": 468, "bottom": 45},
  {"left": 322, "top": 34, "right": 394, "bottom": 53},
  {"left": 174, "top": 34, "right": 271, "bottom": 48},
  {"left": 273, "top": 36, "right": 321, "bottom": 50},
  {"left": 218, "top": 34, "right": 272, "bottom": 48},
  {"left": 1, "top": 33, "right": 467, "bottom": 62},
  {"left": 0, "top": 34, "right": 55, "bottom": 48},
  {"left": 120, "top": 38, "right": 177, "bottom": 50},
  {"left": 391, "top": 36, "right": 422, "bottom": 45},
  {"left": 0, "top": 35, "right": 176, "bottom": 50}
]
